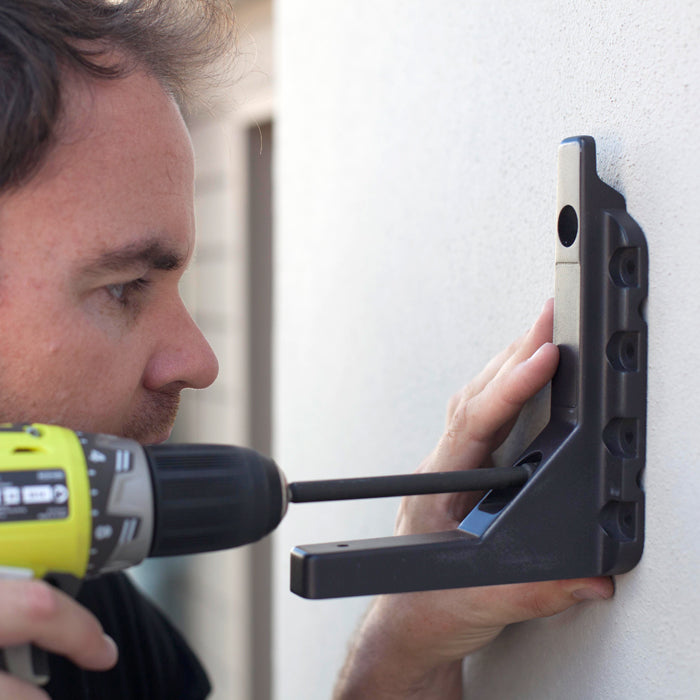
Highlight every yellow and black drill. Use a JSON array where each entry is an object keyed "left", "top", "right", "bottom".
[{"left": 0, "top": 422, "right": 286, "bottom": 684}]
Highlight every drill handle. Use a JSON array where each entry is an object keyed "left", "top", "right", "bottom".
[
  {"left": 0, "top": 567, "right": 50, "bottom": 685},
  {"left": 0, "top": 568, "right": 82, "bottom": 686}
]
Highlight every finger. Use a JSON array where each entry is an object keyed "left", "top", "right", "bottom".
[
  {"left": 472, "top": 576, "right": 615, "bottom": 628},
  {"left": 462, "top": 342, "right": 559, "bottom": 444},
  {"left": 445, "top": 299, "right": 554, "bottom": 426},
  {"left": 445, "top": 341, "right": 519, "bottom": 426},
  {"left": 488, "top": 298, "right": 554, "bottom": 388},
  {"left": 436, "top": 342, "right": 559, "bottom": 472},
  {"left": 0, "top": 579, "right": 118, "bottom": 671},
  {"left": 0, "top": 672, "right": 50, "bottom": 700}
]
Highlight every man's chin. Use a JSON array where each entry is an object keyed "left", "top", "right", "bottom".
[
  {"left": 142, "top": 428, "right": 173, "bottom": 445},
  {"left": 121, "top": 421, "right": 176, "bottom": 445}
]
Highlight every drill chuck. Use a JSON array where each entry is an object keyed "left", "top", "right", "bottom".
[
  {"left": 146, "top": 443, "right": 287, "bottom": 558},
  {"left": 82, "top": 436, "right": 288, "bottom": 572}
]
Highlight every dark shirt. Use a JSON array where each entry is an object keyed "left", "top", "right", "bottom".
[{"left": 45, "top": 573, "right": 211, "bottom": 700}]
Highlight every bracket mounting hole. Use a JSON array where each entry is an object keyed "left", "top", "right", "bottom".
[
  {"left": 606, "top": 332, "right": 640, "bottom": 372},
  {"left": 603, "top": 418, "right": 639, "bottom": 458},
  {"left": 600, "top": 501, "right": 637, "bottom": 541},
  {"left": 610, "top": 247, "right": 640, "bottom": 287},
  {"left": 558, "top": 205, "right": 578, "bottom": 247}
]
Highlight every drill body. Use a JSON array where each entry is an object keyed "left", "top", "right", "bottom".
[{"left": 0, "top": 423, "right": 287, "bottom": 684}]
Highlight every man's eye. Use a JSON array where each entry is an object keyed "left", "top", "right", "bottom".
[{"left": 105, "top": 279, "right": 150, "bottom": 307}]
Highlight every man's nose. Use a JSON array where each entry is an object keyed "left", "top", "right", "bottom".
[{"left": 143, "top": 300, "right": 219, "bottom": 391}]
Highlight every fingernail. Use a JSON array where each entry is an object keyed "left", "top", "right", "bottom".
[
  {"left": 523, "top": 342, "right": 551, "bottom": 365},
  {"left": 530, "top": 344, "right": 548, "bottom": 360},
  {"left": 572, "top": 587, "right": 609, "bottom": 601},
  {"left": 101, "top": 634, "right": 119, "bottom": 665}
]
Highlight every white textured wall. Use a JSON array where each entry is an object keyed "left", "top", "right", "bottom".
[{"left": 273, "top": 2, "right": 700, "bottom": 699}]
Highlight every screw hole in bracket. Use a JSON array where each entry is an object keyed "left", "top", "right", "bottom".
[
  {"left": 558, "top": 205, "right": 578, "bottom": 247},
  {"left": 606, "top": 332, "right": 640, "bottom": 372},
  {"left": 515, "top": 451, "right": 543, "bottom": 475},
  {"left": 600, "top": 500, "right": 637, "bottom": 542},
  {"left": 603, "top": 418, "right": 639, "bottom": 458},
  {"left": 476, "top": 452, "right": 544, "bottom": 516},
  {"left": 610, "top": 247, "right": 640, "bottom": 287}
]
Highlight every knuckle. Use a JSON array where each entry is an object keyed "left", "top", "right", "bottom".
[
  {"left": 447, "top": 381, "right": 477, "bottom": 418},
  {"left": 21, "top": 580, "right": 60, "bottom": 622},
  {"left": 445, "top": 392, "right": 462, "bottom": 422},
  {"left": 448, "top": 395, "right": 471, "bottom": 433},
  {"left": 447, "top": 397, "right": 485, "bottom": 445},
  {"left": 525, "top": 588, "right": 565, "bottom": 619}
]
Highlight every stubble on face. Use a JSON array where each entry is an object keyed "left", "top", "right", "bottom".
[
  {"left": 0, "top": 358, "right": 181, "bottom": 444},
  {"left": 120, "top": 388, "right": 182, "bottom": 444}
]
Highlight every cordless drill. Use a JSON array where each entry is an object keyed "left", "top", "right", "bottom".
[{"left": 0, "top": 422, "right": 286, "bottom": 684}]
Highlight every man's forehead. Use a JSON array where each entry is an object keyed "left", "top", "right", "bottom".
[
  {"left": 0, "top": 62, "right": 197, "bottom": 283},
  {"left": 60, "top": 53, "right": 181, "bottom": 129},
  {"left": 49, "top": 63, "right": 193, "bottom": 186},
  {"left": 8, "top": 65, "right": 194, "bottom": 204}
]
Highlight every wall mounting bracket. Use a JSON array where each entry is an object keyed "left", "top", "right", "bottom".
[{"left": 290, "top": 136, "right": 648, "bottom": 599}]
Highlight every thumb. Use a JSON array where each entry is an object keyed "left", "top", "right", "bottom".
[{"left": 497, "top": 577, "right": 615, "bottom": 624}]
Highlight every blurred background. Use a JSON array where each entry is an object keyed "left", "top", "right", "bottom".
[
  {"left": 134, "top": 1, "right": 700, "bottom": 699},
  {"left": 133, "top": 3, "right": 274, "bottom": 698}
]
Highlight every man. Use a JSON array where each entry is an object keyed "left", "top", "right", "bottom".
[{"left": 0, "top": 2, "right": 613, "bottom": 699}]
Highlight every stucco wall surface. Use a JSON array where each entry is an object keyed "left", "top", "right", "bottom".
[{"left": 273, "top": 2, "right": 700, "bottom": 699}]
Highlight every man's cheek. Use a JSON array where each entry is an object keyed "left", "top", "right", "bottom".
[
  {"left": 43, "top": 347, "right": 146, "bottom": 424},
  {"left": 56, "top": 323, "right": 145, "bottom": 382}
]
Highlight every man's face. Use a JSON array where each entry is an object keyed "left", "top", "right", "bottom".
[{"left": 0, "top": 68, "right": 218, "bottom": 443}]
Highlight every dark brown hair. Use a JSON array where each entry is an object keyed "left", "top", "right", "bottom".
[{"left": 0, "top": 0, "right": 237, "bottom": 191}]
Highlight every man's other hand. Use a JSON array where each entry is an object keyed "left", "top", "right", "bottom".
[{"left": 334, "top": 300, "right": 614, "bottom": 700}]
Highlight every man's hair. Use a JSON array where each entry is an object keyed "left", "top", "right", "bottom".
[{"left": 0, "top": 0, "right": 237, "bottom": 191}]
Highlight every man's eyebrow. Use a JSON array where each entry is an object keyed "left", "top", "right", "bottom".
[{"left": 80, "top": 240, "right": 187, "bottom": 275}]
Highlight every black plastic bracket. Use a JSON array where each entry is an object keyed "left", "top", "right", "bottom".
[{"left": 290, "top": 136, "right": 648, "bottom": 599}]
